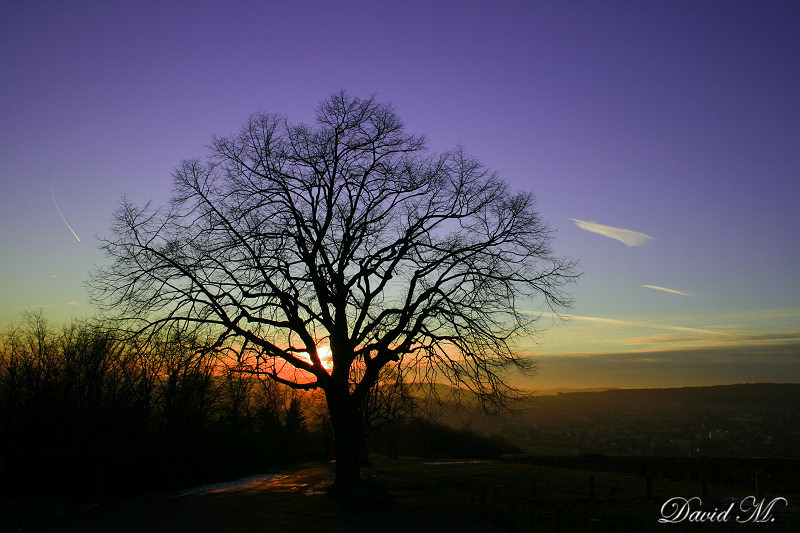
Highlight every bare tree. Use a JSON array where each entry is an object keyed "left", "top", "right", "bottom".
[{"left": 91, "top": 91, "right": 577, "bottom": 494}]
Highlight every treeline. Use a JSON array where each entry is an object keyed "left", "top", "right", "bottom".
[
  {"left": 0, "top": 312, "right": 518, "bottom": 500},
  {"left": 0, "top": 311, "right": 319, "bottom": 499},
  {"left": 536, "top": 383, "right": 800, "bottom": 412}
]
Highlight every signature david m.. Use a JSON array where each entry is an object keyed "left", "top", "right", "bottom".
[{"left": 659, "top": 496, "right": 788, "bottom": 524}]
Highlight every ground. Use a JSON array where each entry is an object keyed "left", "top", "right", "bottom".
[{"left": 3, "top": 458, "right": 798, "bottom": 532}]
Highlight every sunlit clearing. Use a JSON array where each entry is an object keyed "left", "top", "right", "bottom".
[{"left": 317, "top": 345, "right": 333, "bottom": 370}]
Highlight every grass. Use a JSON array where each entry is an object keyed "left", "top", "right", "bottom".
[{"left": 3, "top": 457, "right": 799, "bottom": 532}]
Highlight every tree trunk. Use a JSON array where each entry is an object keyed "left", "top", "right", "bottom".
[{"left": 326, "top": 391, "right": 363, "bottom": 496}]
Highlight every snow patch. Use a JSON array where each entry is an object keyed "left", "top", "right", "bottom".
[
  {"left": 171, "top": 473, "right": 281, "bottom": 498},
  {"left": 423, "top": 460, "right": 487, "bottom": 465}
]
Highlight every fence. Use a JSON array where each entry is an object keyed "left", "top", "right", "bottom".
[{"left": 466, "top": 468, "right": 773, "bottom": 532}]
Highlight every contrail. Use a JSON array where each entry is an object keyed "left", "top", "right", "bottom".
[
  {"left": 51, "top": 167, "right": 81, "bottom": 242},
  {"left": 642, "top": 284, "right": 695, "bottom": 297}
]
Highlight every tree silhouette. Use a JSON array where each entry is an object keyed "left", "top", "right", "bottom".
[
  {"left": 283, "top": 396, "right": 308, "bottom": 460},
  {"left": 91, "top": 91, "right": 577, "bottom": 494}
]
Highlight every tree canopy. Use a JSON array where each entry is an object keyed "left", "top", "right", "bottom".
[{"left": 91, "top": 91, "right": 577, "bottom": 492}]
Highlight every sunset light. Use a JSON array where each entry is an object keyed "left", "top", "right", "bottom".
[
  {"left": 317, "top": 346, "right": 333, "bottom": 371},
  {"left": 1, "top": 2, "right": 798, "bottom": 529},
  {"left": 2, "top": 2, "right": 798, "bottom": 389}
]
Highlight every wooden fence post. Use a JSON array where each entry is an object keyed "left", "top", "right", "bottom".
[
  {"left": 756, "top": 471, "right": 763, "bottom": 499},
  {"left": 492, "top": 485, "right": 500, "bottom": 523},
  {"left": 556, "top": 507, "right": 567, "bottom": 533},
  {"left": 527, "top": 497, "right": 537, "bottom": 533},
  {"left": 700, "top": 469, "right": 708, "bottom": 499},
  {"left": 470, "top": 479, "right": 475, "bottom": 510},
  {"left": 508, "top": 492, "right": 516, "bottom": 533}
]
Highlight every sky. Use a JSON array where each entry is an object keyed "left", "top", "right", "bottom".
[{"left": 1, "top": 0, "right": 798, "bottom": 389}]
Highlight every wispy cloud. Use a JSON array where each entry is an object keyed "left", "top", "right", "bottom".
[
  {"left": 533, "top": 309, "right": 800, "bottom": 356},
  {"left": 532, "top": 343, "right": 800, "bottom": 388},
  {"left": 570, "top": 218, "right": 654, "bottom": 247},
  {"left": 534, "top": 311, "right": 731, "bottom": 337},
  {"left": 557, "top": 313, "right": 730, "bottom": 336},
  {"left": 623, "top": 329, "right": 800, "bottom": 347},
  {"left": 642, "top": 285, "right": 695, "bottom": 297}
]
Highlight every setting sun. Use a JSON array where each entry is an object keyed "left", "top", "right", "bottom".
[{"left": 317, "top": 346, "right": 333, "bottom": 370}]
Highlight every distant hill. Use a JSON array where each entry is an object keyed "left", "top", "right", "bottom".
[
  {"left": 530, "top": 383, "right": 800, "bottom": 410},
  {"left": 399, "top": 383, "right": 800, "bottom": 432},
  {"left": 535, "top": 387, "right": 619, "bottom": 396},
  {"left": 407, "top": 382, "right": 800, "bottom": 413}
]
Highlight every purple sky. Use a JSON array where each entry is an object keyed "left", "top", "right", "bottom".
[{"left": 2, "top": 0, "right": 798, "bottom": 388}]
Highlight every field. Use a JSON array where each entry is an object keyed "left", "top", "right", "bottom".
[{"left": 3, "top": 456, "right": 799, "bottom": 532}]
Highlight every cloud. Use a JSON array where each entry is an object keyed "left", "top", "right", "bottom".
[
  {"left": 535, "top": 310, "right": 800, "bottom": 356},
  {"left": 642, "top": 285, "right": 695, "bottom": 297},
  {"left": 623, "top": 329, "right": 800, "bottom": 347},
  {"left": 542, "top": 312, "right": 730, "bottom": 336},
  {"left": 533, "top": 343, "right": 800, "bottom": 388},
  {"left": 570, "top": 218, "right": 654, "bottom": 246},
  {"left": 526, "top": 308, "right": 800, "bottom": 346}
]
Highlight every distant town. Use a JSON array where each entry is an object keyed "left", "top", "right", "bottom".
[{"left": 464, "top": 384, "right": 800, "bottom": 458}]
